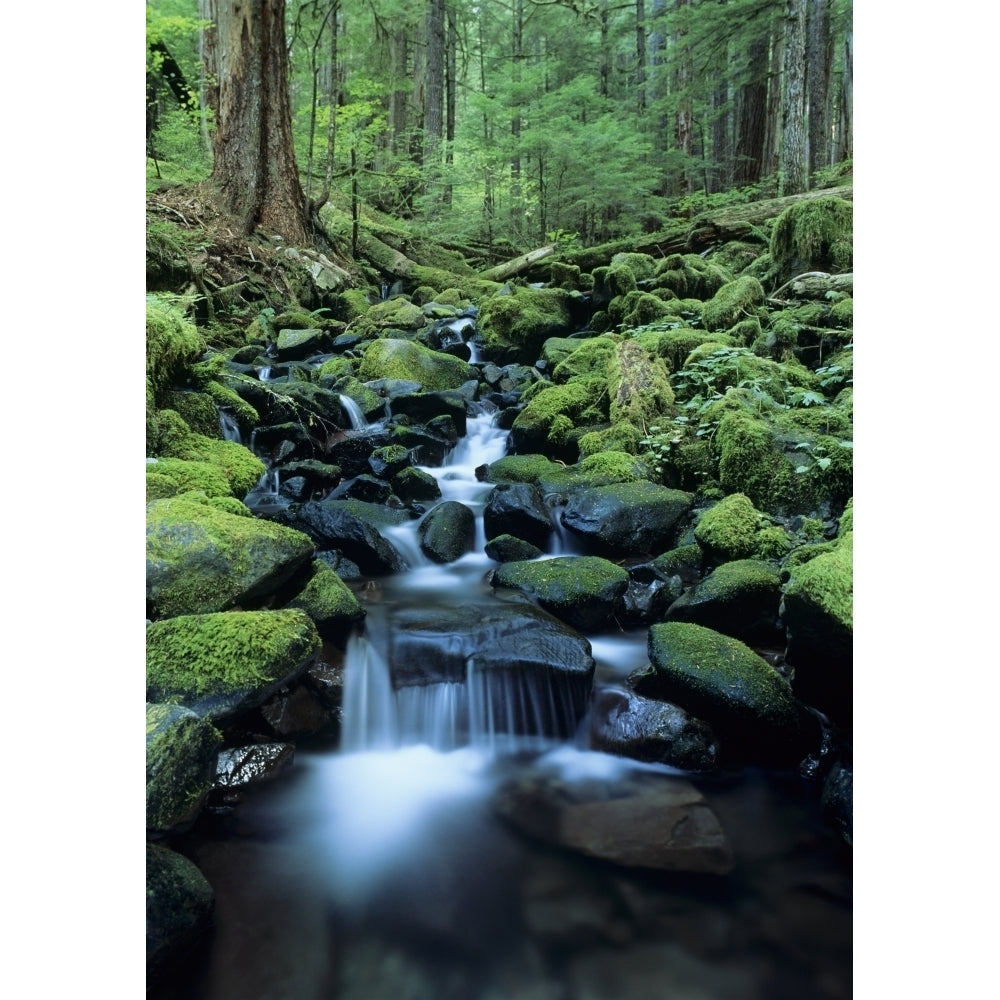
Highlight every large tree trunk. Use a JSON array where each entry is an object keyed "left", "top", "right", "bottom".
[
  {"left": 211, "top": 0, "right": 309, "bottom": 244},
  {"left": 423, "top": 0, "right": 446, "bottom": 202},
  {"left": 807, "top": 0, "right": 833, "bottom": 174},
  {"left": 733, "top": 33, "right": 769, "bottom": 187},
  {"left": 779, "top": 0, "right": 808, "bottom": 195}
]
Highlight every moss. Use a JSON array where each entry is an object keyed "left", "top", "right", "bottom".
[
  {"left": 146, "top": 458, "right": 232, "bottom": 498},
  {"left": 714, "top": 413, "right": 794, "bottom": 510},
  {"left": 482, "top": 454, "right": 568, "bottom": 485},
  {"left": 694, "top": 493, "right": 764, "bottom": 562},
  {"left": 578, "top": 450, "right": 654, "bottom": 484},
  {"left": 651, "top": 543, "right": 703, "bottom": 579},
  {"left": 146, "top": 294, "right": 205, "bottom": 406},
  {"left": 203, "top": 381, "right": 260, "bottom": 429},
  {"left": 552, "top": 336, "right": 618, "bottom": 383},
  {"left": 357, "top": 337, "right": 475, "bottom": 391},
  {"left": 783, "top": 533, "right": 853, "bottom": 631},
  {"left": 146, "top": 471, "right": 180, "bottom": 503},
  {"left": 782, "top": 539, "right": 837, "bottom": 574},
  {"left": 477, "top": 286, "right": 576, "bottom": 363},
  {"left": 165, "top": 390, "right": 224, "bottom": 439},
  {"left": 606, "top": 263, "right": 638, "bottom": 298},
  {"left": 770, "top": 196, "right": 853, "bottom": 281},
  {"left": 286, "top": 560, "right": 366, "bottom": 634},
  {"left": 709, "top": 241, "right": 767, "bottom": 274},
  {"left": 146, "top": 496, "right": 315, "bottom": 618},
  {"left": 839, "top": 498, "right": 853, "bottom": 536},
  {"left": 754, "top": 525, "right": 793, "bottom": 560},
  {"left": 317, "top": 356, "right": 356, "bottom": 383},
  {"left": 391, "top": 465, "right": 443, "bottom": 502},
  {"left": 606, "top": 338, "right": 675, "bottom": 429},
  {"left": 610, "top": 252, "right": 658, "bottom": 281},
  {"left": 621, "top": 292, "right": 679, "bottom": 329},
  {"left": 510, "top": 377, "right": 609, "bottom": 447},
  {"left": 653, "top": 254, "right": 732, "bottom": 300},
  {"left": 146, "top": 609, "right": 321, "bottom": 702},
  {"left": 701, "top": 276, "right": 766, "bottom": 333},
  {"left": 577, "top": 422, "right": 644, "bottom": 459},
  {"left": 549, "top": 261, "right": 582, "bottom": 290},
  {"left": 830, "top": 297, "right": 853, "bottom": 327},
  {"left": 158, "top": 426, "right": 267, "bottom": 498},
  {"left": 200, "top": 495, "right": 253, "bottom": 518}
]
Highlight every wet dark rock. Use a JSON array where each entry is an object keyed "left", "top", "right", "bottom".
[
  {"left": 261, "top": 683, "right": 333, "bottom": 737},
  {"left": 293, "top": 498, "right": 413, "bottom": 574},
  {"left": 483, "top": 482, "right": 555, "bottom": 550},
  {"left": 388, "top": 390, "right": 468, "bottom": 437},
  {"left": 589, "top": 686, "right": 719, "bottom": 771},
  {"left": 620, "top": 564, "right": 683, "bottom": 625},
  {"left": 821, "top": 759, "right": 853, "bottom": 847},
  {"left": 387, "top": 602, "right": 596, "bottom": 738},
  {"left": 249, "top": 422, "right": 321, "bottom": 466},
  {"left": 328, "top": 473, "right": 393, "bottom": 504},
  {"left": 367, "top": 444, "right": 411, "bottom": 480},
  {"left": 314, "top": 550, "right": 362, "bottom": 578},
  {"left": 560, "top": 483, "right": 693, "bottom": 558},
  {"left": 391, "top": 465, "right": 443, "bottom": 503},
  {"left": 664, "top": 558, "right": 784, "bottom": 644},
  {"left": 213, "top": 742, "right": 296, "bottom": 790},
  {"left": 418, "top": 500, "right": 476, "bottom": 563},
  {"left": 323, "top": 427, "right": 393, "bottom": 478},
  {"left": 146, "top": 842, "right": 215, "bottom": 987},
  {"left": 275, "top": 459, "right": 342, "bottom": 497},
  {"left": 485, "top": 533, "right": 546, "bottom": 563},
  {"left": 387, "top": 423, "right": 453, "bottom": 466},
  {"left": 493, "top": 765, "right": 735, "bottom": 874}
]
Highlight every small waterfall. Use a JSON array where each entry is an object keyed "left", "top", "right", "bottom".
[
  {"left": 258, "top": 366, "right": 272, "bottom": 381},
  {"left": 338, "top": 394, "right": 368, "bottom": 431},
  {"left": 218, "top": 409, "right": 242, "bottom": 444},
  {"left": 340, "top": 635, "right": 399, "bottom": 751}
]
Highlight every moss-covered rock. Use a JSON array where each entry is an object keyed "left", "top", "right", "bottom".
[
  {"left": 714, "top": 412, "right": 796, "bottom": 512},
  {"left": 770, "top": 196, "right": 853, "bottom": 281},
  {"left": 145, "top": 457, "right": 232, "bottom": 499},
  {"left": 607, "top": 337, "right": 674, "bottom": 427},
  {"left": 357, "top": 337, "right": 475, "bottom": 391},
  {"left": 509, "top": 377, "right": 608, "bottom": 457},
  {"left": 653, "top": 253, "right": 732, "bottom": 300},
  {"left": 146, "top": 702, "right": 222, "bottom": 836},
  {"left": 146, "top": 608, "right": 322, "bottom": 720},
  {"left": 633, "top": 622, "right": 810, "bottom": 764},
  {"left": 576, "top": 422, "right": 645, "bottom": 460},
  {"left": 701, "top": 275, "right": 767, "bottom": 333},
  {"left": 780, "top": 531, "right": 853, "bottom": 722},
  {"left": 665, "top": 558, "right": 783, "bottom": 643},
  {"left": 551, "top": 336, "right": 618, "bottom": 382},
  {"left": 146, "top": 842, "right": 215, "bottom": 987},
  {"left": 146, "top": 294, "right": 205, "bottom": 407},
  {"left": 484, "top": 533, "right": 546, "bottom": 563},
  {"left": 351, "top": 297, "right": 429, "bottom": 339},
  {"left": 694, "top": 493, "right": 765, "bottom": 563},
  {"left": 285, "top": 559, "right": 366, "bottom": 640},
  {"left": 651, "top": 543, "right": 704, "bottom": 581},
  {"left": 146, "top": 496, "right": 315, "bottom": 618},
  {"left": 490, "top": 555, "right": 630, "bottom": 632},
  {"left": 477, "top": 286, "right": 578, "bottom": 365}
]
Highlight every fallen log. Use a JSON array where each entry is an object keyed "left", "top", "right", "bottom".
[{"left": 478, "top": 244, "right": 558, "bottom": 283}]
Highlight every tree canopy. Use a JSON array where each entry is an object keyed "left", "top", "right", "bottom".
[{"left": 146, "top": 0, "right": 852, "bottom": 247}]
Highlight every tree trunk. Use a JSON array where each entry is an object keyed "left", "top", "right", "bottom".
[
  {"left": 423, "top": 0, "right": 445, "bottom": 199},
  {"left": 807, "top": 0, "right": 833, "bottom": 174},
  {"left": 198, "top": 0, "right": 218, "bottom": 156},
  {"left": 478, "top": 245, "right": 558, "bottom": 283},
  {"left": 211, "top": 0, "right": 309, "bottom": 244},
  {"left": 733, "top": 33, "right": 769, "bottom": 187},
  {"left": 636, "top": 0, "right": 646, "bottom": 113},
  {"left": 779, "top": 0, "right": 808, "bottom": 195}
]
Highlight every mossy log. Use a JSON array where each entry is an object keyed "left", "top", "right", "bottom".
[
  {"left": 478, "top": 244, "right": 558, "bottom": 282},
  {"left": 768, "top": 271, "right": 854, "bottom": 305},
  {"left": 683, "top": 186, "right": 854, "bottom": 252}
]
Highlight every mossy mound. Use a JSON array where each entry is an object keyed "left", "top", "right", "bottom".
[
  {"left": 145, "top": 457, "right": 233, "bottom": 499},
  {"left": 607, "top": 338, "right": 675, "bottom": 427},
  {"left": 146, "top": 702, "right": 222, "bottom": 835},
  {"left": 418, "top": 500, "right": 477, "bottom": 563},
  {"left": 653, "top": 253, "right": 733, "bottom": 300},
  {"left": 635, "top": 328, "right": 734, "bottom": 373},
  {"left": 146, "top": 495, "right": 315, "bottom": 618},
  {"left": 490, "top": 555, "right": 630, "bottom": 632},
  {"left": 780, "top": 532, "right": 853, "bottom": 722},
  {"left": 477, "top": 286, "right": 578, "bottom": 365},
  {"left": 633, "top": 622, "right": 809, "bottom": 764},
  {"left": 551, "top": 336, "right": 618, "bottom": 382},
  {"left": 357, "top": 337, "right": 476, "bottom": 391},
  {"left": 701, "top": 276, "right": 767, "bottom": 333},
  {"left": 508, "top": 376, "right": 608, "bottom": 458},
  {"left": 351, "top": 297, "right": 429, "bottom": 339},
  {"left": 146, "top": 842, "right": 215, "bottom": 987},
  {"left": 576, "top": 422, "right": 645, "bottom": 460},
  {"left": 146, "top": 294, "right": 205, "bottom": 406},
  {"left": 694, "top": 493, "right": 765, "bottom": 563},
  {"left": 285, "top": 560, "right": 366, "bottom": 640},
  {"left": 770, "top": 196, "right": 853, "bottom": 281},
  {"left": 146, "top": 608, "right": 322, "bottom": 720}
]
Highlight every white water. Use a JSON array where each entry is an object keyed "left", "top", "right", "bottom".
[{"left": 338, "top": 394, "right": 370, "bottom": 431}]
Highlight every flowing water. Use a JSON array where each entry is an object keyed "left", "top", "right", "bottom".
[{"left": 154, "top": 412, "right": 851, "bottom": 1000}]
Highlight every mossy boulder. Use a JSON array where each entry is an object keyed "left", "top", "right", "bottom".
[
  {"left": 508, "top": 377, "right": 608, "bottom": 458},
  {"left": 664, "top": 559, "right": 784, "bottom": 643},
  {"left": 484, "top": 533, "right": 546, "bottom": 563},
  {"left": 293, "top": 498, "right": 413, "bottom": 574},
  {"left": 477, "top": 286, "right": 578, "bottom": 365},
  {"left": 145, "top": 457, "right": 232, "bottom": 499},
  {"left": 357, "top": 337, "right": 475, "bottom": 391},
  {"left": 701, "top": 276, "right": 767, "bottom": 333},
  {"left": 352, "top": 297, "right": 429, "bottom": 338},
  {"left": 607, "top": 337, "right": 674, "bottom": 427},
  {"left": 693, "top": 493, "right": 765, "bottom": 563},
  {"left": 490, "top": 555, "right": 630, "bottom": 632},
  {"left": 576, "top": 422, "right": 645, "bottom": 460},
  {"left": 285, "top": 560, "right": 366, "bottom": 640},
  {"left": 632, "top": 622, "right": 811, "bottom": 765},
  {"left": 146, "top": 702, "right": 222, "bottom": 836},
  {"left": 483, "top": 482, "right": 556, "bottom": 550},
  {"left": 653, "top": 253, "right": 732, "bottom": 300},
  {"left": 146, "top": 294, "right": 205, "bottom": 406},
  {"left": 770, "top": 196, "right": 853, "bottom": 282},
  {"left": 780, "top": 531, "right": 853, "bottom": 723},
  {"left": 550, "top": 336, "right": 618, "bottom": 382},
  {"left": 146, "top": 495, "right": 315, "bottom": 619},
  {"left": 146, "top": 608, "right": 322, "bottom": 721},
  {"left": 560, "top": 482, "right": 694, "bottom": 557},
  {"left": 391, "top": 465, "right": 444, "bottom": 503},
  {"left": 418, "top": 500, "right": 476, "bottom": 563},
  {"left": 146, "top": 842, "right": 215, "bottom": 987}
]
